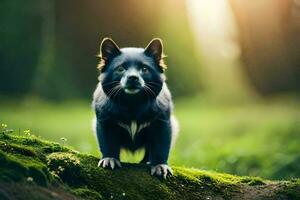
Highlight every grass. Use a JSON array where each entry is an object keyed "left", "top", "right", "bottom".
[{"left": 1, "top": 95, "right": 300, "bottom": 180}]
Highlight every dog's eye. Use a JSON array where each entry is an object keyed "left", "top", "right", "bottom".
[
  {"left": 141, "top": 67, "right": 149, "bottom": 73},
  {"left": 116, "top": 66, "right": 125, "bottom": 73}
]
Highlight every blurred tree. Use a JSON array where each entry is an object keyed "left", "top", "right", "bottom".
[
  {"left": 31, "top": 0, "right": 57, "bottom": 98},
  {"left": 0, "top": 1, "right": 42, "bottom": 97},
  {"left": 230, "top": 0, "right": 300, "bottom": 95}
]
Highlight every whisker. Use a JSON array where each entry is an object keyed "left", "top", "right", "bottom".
[
  {"left": 145, "top": 88, "right": 155, "bottom": 98},
  {"left": 144, "top": 85, "right": 156, "bottom": 97},
  {"left": 147, "top": 82, "right": 161, "bottom": 87},
  {"left": 107, "top": 85, "right": 121, "bottom": 99},
  {"left": 144, "top": 88, "right": 152, "bottom": 108},
  {"left": 101, "top": 81, "right": 120, "bottom": 87},
  {"left": 113, "top": 86, "right": 122, "bottom": 99},
  {"left": 112, "top": 86, "right": 121, "bottom": 98},
  {"left": 106, "top": 86, "right": 117, "bottom": 97},
  {"left": 114, "top": 87, "right": 123, "bottom": 107}
]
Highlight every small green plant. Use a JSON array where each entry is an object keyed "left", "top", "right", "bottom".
[
  {"left": 1, "top": 123, "right": 7, "bottom": 130},
  {"left": 1, "top": 123, "right": 14, "bottom": 135},
  {"left": 24, "top": 129, "right": 31, "bottom": 136}
]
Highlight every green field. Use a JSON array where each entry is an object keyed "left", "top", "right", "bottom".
[{"left": 1, "top": 96, "right": 300, "bottom": 180}]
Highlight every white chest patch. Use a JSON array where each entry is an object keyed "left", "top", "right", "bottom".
[{"left": 118, "top": 120, "right": 150, "bottom": 140}]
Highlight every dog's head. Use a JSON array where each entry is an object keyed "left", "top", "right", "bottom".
[{"left": 98, "top": 38, "right": 167, "bottom": 100}]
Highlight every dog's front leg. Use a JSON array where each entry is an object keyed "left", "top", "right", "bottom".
[
  {"left": 147, "top": 120, "right": 173, "bottom": 179},
  {"left": 96, "top": 120, "right": 122, "bottom": 169}
]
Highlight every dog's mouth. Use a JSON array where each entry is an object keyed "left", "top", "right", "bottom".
[
  {"left": 124, "top": 88, "right": 140, "bottom": 94},
  {"left": 121, "top": 76, "right": 144, "bottom": 95},
  {"left": 124, "top": 83, "right": 142, "bottom": 94},
  {"left": 124, "top": 82, "right": 142, "bottom": 94}
]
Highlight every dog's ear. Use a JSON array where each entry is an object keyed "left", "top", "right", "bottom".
[
  {"left": 144, "top": 38, "right": 167, "bottom": 71},
  {"left": 100, "top": 38, "right": 121, "bottom": 60},
  {"left": 98, "top": 38, "right": 121, "bottom": 71},
  {"left": 144, "top": 38, "right": 163, "bottom": 62}
]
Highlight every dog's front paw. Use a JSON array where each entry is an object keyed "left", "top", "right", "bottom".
[
  {"left": 151, "top": 164, "right": 173, "bottom": 179},
  {"left": 98, "top": 157, "right": 122, "bottom": 170}
]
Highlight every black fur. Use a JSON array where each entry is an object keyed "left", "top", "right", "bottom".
[{"left": 93, "top": 38, "right": 175, "bottom": 167}]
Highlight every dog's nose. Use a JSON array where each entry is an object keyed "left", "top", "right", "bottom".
[{"left": 128, "top": 75, "right": 139, "bottom": 82}]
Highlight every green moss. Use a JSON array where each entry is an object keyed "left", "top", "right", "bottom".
[
  {"left": 47, "top": 152, "right": 84, "bottom": 187},
  {"left": 72, "top": 188, "right": 103, "bottom": 200},
  {"left": 239, "top": 177, "right": 265, "bottom": 186},
  {"left": 0, "top": 134, "right": 299, "bottom": 200},
  {"left": 0, "top": 150, "right": 28, "bottom": 182},
  {"left": 0, "top": 141, "right": 37, "bottom": 157},
  {"left": 0, "top": 150, "right": 50, "bottom": 186}
]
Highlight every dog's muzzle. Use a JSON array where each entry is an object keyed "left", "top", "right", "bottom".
[
  {"left": 124, "top": 75, "right": 142, "bottom": 94},
  {"left": 121, "top": 68, "right": 145, "bottom": 94}
]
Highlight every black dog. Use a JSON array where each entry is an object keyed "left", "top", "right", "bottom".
[{"left": 92, "top": 38, "right": 179, "bottom": 178}]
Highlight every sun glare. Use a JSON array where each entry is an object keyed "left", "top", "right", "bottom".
[{"left": 186, "top": 0, "right": 252, "bottom": 98}]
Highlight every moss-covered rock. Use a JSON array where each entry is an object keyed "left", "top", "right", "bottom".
[{"left": 0, "top": 133, "right": 299, "bottom": 200}]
